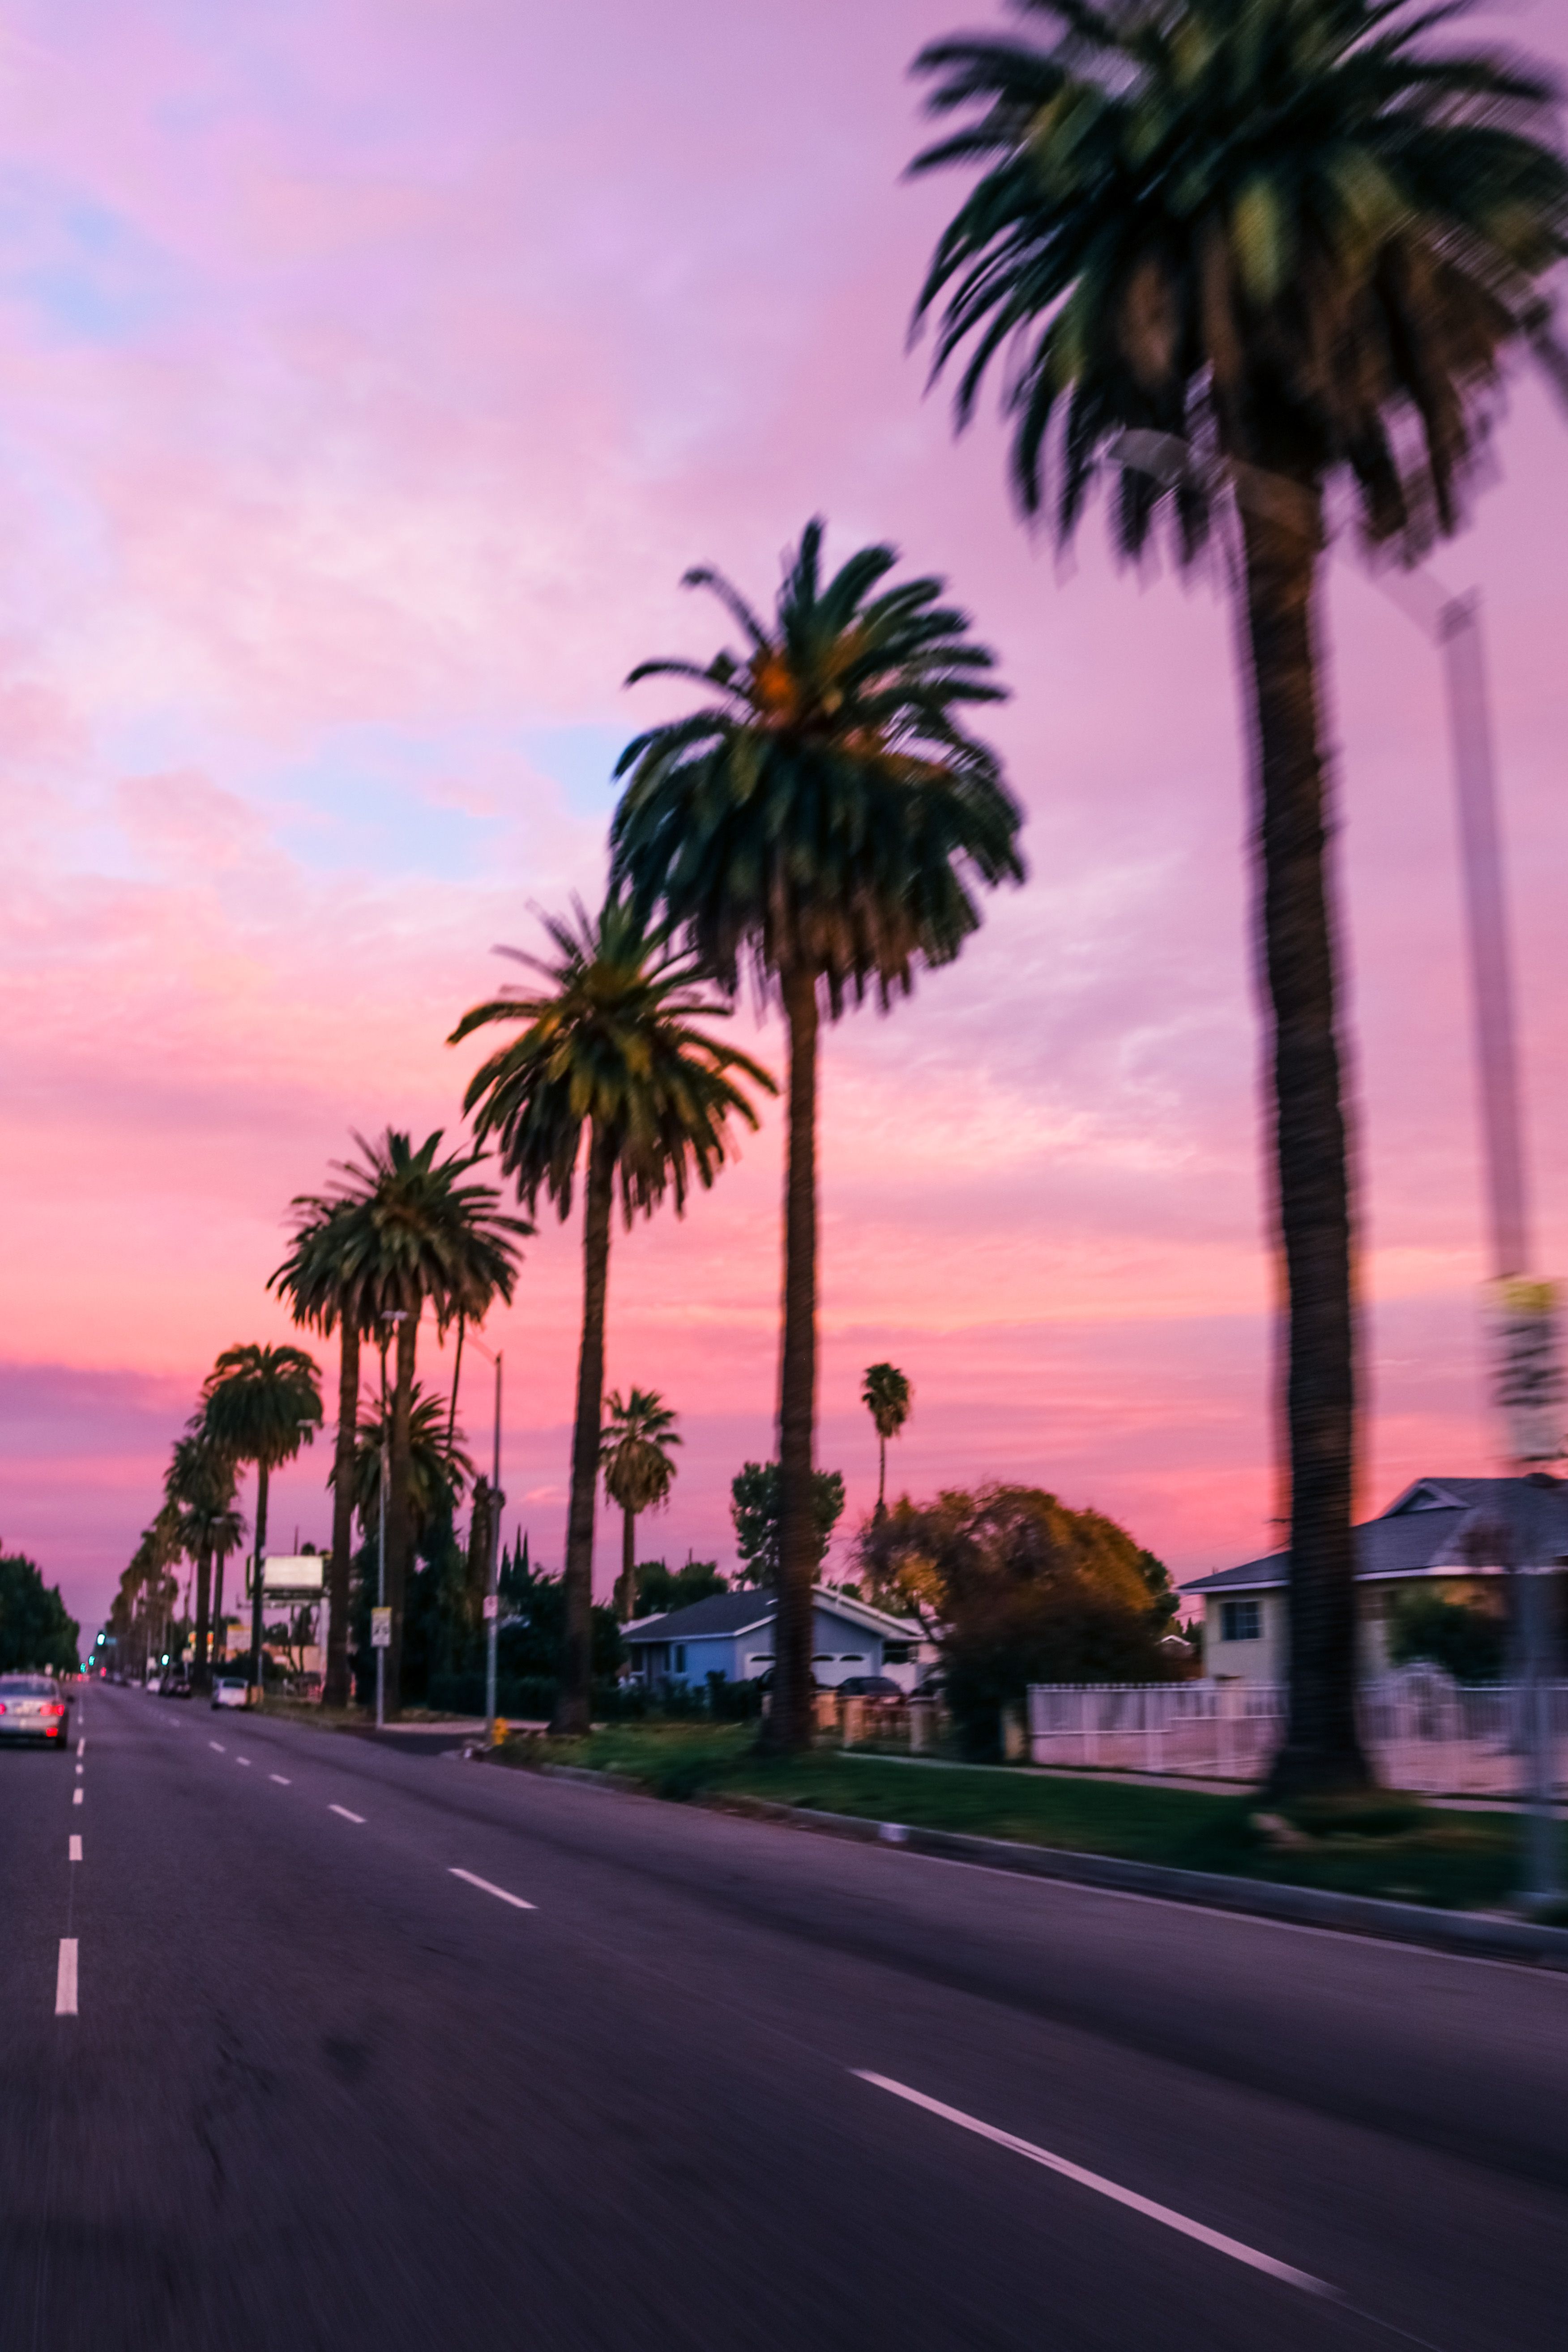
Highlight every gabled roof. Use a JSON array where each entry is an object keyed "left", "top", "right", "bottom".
[
  {"left": 1183, "top": 1474, "right": 1568, "bottom": 1597},
  {"left": 623, "top": 1584, "right": 923, "bottom": 1648}
]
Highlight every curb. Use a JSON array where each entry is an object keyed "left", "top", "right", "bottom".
[{"left": 534, "top": 1763, "right": 1568, "bottom": 1970}]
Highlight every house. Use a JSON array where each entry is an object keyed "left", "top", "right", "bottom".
[
  {"left": 623, "top": 1586, "right": 931, "bottom": 1693},
  {"left": 1184, "top": 1475, "right": 1568, "bottom": 1682}
]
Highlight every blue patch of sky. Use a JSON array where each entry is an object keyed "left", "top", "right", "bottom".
[
  {"left": 0, "top": 171, "right": 184, "bottom": 346},
  {"left": 516, "top": 723, "right": 636, "bottom": 818}
]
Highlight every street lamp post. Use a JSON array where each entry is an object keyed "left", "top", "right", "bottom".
[
  {"left": 376, "top": 1311, "right": 406, "bottom": 1732},
  {"left": 465, "top": 1335, "right": 505, "bottom": 1748}
]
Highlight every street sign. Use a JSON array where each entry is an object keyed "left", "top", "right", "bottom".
[
  {"left": 370, "top": 1607, "right": 392, "bottom": 1650},
  {"left": 482, "top": 1594, "right": 499, "bottom": 1621},
  {"left": 1493, "top": 1278, "right": 1565, "bottom": 1464}
]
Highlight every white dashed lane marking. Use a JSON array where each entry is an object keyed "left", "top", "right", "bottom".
[
  {"left": 76, "top": 1737, "right": 84, "bottom": 1758},
  {"left": 269, "top": 1774, "right": 291, "bottom": 1785},
  {"left": 75, "top": 1764, "right": 82, "bottom": 1776},
  {"left": 853, "top": 2075, "right": 1335, "bottom": 2299},
  {"left": 72, "top": 1788, "right": 82, "bottom": 1807},
  {"left": 69, "top": 1835, "right": 82, "bottom": 1862},
  {"left": 329, "top": 1805, "right": 365, "bottom": 1824},
  {"left": 209, "top": 1741, "right": 225, "bottom": 1753},
  {"left": 449, "top": 1868, "right": 536, "bottom": 1911},
  {"left": 55, "top": 1939, "right": 78, "bottom": 2016},
  {"left": 235, "top": 1756, "right": 252, "bottom": 1767}
]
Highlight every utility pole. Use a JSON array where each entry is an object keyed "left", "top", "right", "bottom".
[
  {"left": 466, "top": 1334, "right": 505, "bottom": 1748},
  {"left": 376, "top": 1315, "right": 405, "bottom": 1731}
]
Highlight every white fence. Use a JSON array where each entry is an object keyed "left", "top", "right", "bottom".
[{"left": 1026, "top": 1675, "right": 1568, "bottom": 1795}]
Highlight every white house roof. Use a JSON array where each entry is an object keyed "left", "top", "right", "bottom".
[
  {"left": 1183, "top": 1475, "right": 1568, "bottom": 1597},
  {"left": 624, "top": 1584, "right": 922, "bottom": 1648}
]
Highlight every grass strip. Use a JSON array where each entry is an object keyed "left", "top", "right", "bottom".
[{"left": 504, "top": 1721, "right": 1544, "bottom": 1914}]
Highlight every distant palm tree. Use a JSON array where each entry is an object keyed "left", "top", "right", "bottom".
[
  {"left": 611, "top": 520, "right": 1022, "bottom": 1750},
  {"left": 165, "top": 1428, "right": 244, "bottom": 1691},
  {"left": 283, "top": 1132, "right": 529, "bottom": 1712},
  {"left": 451, "top": 897, "right": 774, "bottom": 1732},
  {"left": 861, "top": 1363, "right": 913, "bottom": 1517},
  {"left": 909, "top": 0, "right": 1568, "bottom": 1799},
  {"left": 343, "top": 1382, "right": 475, "bottom": 1545},
  {"left": 200, "top": 1344, "right": 323, "bottom": 1694},
  {"left": 601, "top": 1388, "right": 681, "bottom": 1619}
]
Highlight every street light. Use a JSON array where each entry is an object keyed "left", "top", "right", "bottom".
[
  {"left": 376, "top": 1310, "right": 406, "bottom": 1732},
  {"left": 463, "top": 1333, "right": 505, "bottom": 1748}
]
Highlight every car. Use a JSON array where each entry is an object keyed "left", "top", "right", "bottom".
[
  {"left": 159, "top": 1670, "right": 193, "bottom": 1699},
  {"left": 0, "top": 1674, "right": 71, "bottom": 1747},
  {"left": 211, "top": 1676, "right": 249, "bottom": 1710},
  {"left": 834, "top": 1674, "right": 906, "bottom": 1703}
]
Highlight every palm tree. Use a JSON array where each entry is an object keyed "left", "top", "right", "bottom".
[
  {"left": 601, "top": 1388, "right": 681, "bottom": 1619},
  {"left": 165, "top": 1428, "right": 244, "bottom": 1692},
  {"left": 200, "top": 1344, "right": 323, "bottom": 1695},
  {"left": 909, "top": 0, "right": 1568, "bottom": 1800},
  {"left": 450, "top": 897, "right": 774, "bottom": 1733},
  {"left": 344, "top": 1382, "right": 475, "bottom": 1543},
  {"left": 861, "top": 1363, "right": 913, "bottom": 1517},
  {"left": 281, "top": 1132, "right": 529, "bottom": 1712},
  {"left": 611, "top": 521, "right": 1023, "bottom": 1750}
]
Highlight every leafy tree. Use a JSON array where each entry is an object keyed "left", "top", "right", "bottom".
[
  {"left": 1387, "top": 1591, "right": 1506, "bottom": 1683},
  {"left": 612, "top": 520, "right": 1023, "bottom": 1750},
  {"left": 452, "top": 896, "right": 773, "bottom": 1733},
  {"left": 200, "top": 1343, "right": 323, "bottom": 1691},
  {"left": 343, "top": 1381, "right": 474, "bottom": 1543},
  {"left": 164, "top": 1429, "right": 243, "bottom": 1691},
  {"left": 730, "top": 1460, "right": 845, "bottom": 1588},
  {"left": 862, "top": 1362, "right": 913, "bottom": 1516},
  {"left": 602, "top": 1388, "right": 682, "bottom": 1619},
  {"left": 0, "top": 1551, "right": 79, "bottom": 1673},
  {"left": 909, "top": 0, "right": 1568, "bottom": 1798},
  {"left": 494, "top": 1535, "right": 624, "bottom": 1687},
  {"left": 281, "top": 1131, "right": 527, "bottom": 1712},
  {"left": 863, "top": 1484, "right": 1185, "bottom": 1755},
  {"left": 632, "top": 1558, "right": 728, "bottom": 1616}
]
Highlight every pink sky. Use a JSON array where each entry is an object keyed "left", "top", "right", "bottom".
[{"left": 4, "top": 0, "right": 1568, "bottom": 1646}]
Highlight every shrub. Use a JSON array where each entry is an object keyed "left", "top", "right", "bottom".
[{"left": 1386, "top": 1592, "right": 1506, "bottom": 1683}]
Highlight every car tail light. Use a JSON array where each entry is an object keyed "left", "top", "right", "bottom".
[{"left": 47, "top": 1704, "right": 66, "bottom": 1717}]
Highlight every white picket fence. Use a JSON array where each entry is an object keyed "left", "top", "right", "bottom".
[{"left": 1026, "top": 1674, "right": 1568, "bottom": 1795}]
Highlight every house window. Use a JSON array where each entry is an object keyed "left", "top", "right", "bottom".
[
  {"left": 884, "top": 1643, "right": 913, "bottom": 1665},
  {"left": 1220, "top": 1600, "right": 1261, "bottom": 1643},
  {"left": 839, "top": 1653, "right": 865, "bottom": 1663},
  {"left": 673, "top": 1645, "right": 686, "bottom": 1672},
  {"left": 812, "top": 1652, "right": 835, "bottom": 1663}
]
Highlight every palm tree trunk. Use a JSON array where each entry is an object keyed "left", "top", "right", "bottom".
[
  {"left": 765, "top": 962, "right": 820, "bottom": 1755},
  {"left": 212, "top": 1550, "right": 226, "bottom": 1666},
  {"left": 878, "top": 1433, "right": 887, "bottom": 1515},
  {"left": 325, "top": 1318, "right": 360, "bottom": 1709},
  {"left": 1238, "top": 485, "right": 1372, "bottom": 1801},
  {"left": 620, "top": 1503, "right": 637, "bottom": 1622},
  {"left": 249, "top": 1461, "right": 271, "bottom": 1699},
  {"left": 447, "top": 1312, "right": 466, "bottom": 1450},
  {"left": 193, "top": 1543, "right": 214, "bottom": 1692},
  {"left": 556, "top": 1126, "right": 615, "bottom": 1734},
  {"left": 385, "top": 1307, "right": 419, "bottom": 1714}
]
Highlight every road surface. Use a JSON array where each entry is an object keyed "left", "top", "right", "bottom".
[{"left": 5, "top": 1682, "right": 1567, "bottom": 2350}]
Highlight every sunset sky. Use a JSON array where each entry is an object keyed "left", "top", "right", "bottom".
[{"left": 5, "top": 0, "right": 1568, "bottom": 1646}]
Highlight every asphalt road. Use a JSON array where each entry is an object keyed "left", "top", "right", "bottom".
[{"left": 6, "top": 1685, "right": 1568, "bottom": 2352}]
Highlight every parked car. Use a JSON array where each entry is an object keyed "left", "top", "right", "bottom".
[
  {"left": 834, "top": 1675, "right": 906, "bottom": 1704},
  {"left": 158, "top": 1669, "right": 193, "bottom": 1699},
  {"left": 0, "top": 1674, "right": 70, "bottom": 1747},
  {"left": 210, "top": 1677, "right": 249, "bottom": 1710}
]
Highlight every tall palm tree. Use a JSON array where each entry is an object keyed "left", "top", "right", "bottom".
[
  {"left": 862, "top": 1362, "right": 913, "bottom": 1517},
  {"left": 611, "top": 521, "right": 1023, "bottom": 1750},
  {"left": 200, "top": 1343, "right": 323, "bottom": 1695},
  {"left": 280, "top": 1132, "right": 529, "bottom": 1713},
  {"left": 165, "top": 1428, "right": 244, "bottom": 1692},
  {"left": 601, "top": 1387, "right": 681, "bottom": 1619},
  {"left": 909, "top": 0, "right": 1568, "bottom": 1799},
  {"left": 343, "top": 1382, "right": 475, "bottom": 1544},
  {"left": 451, "top": 897, "right": 774, "bottom": 1732}
]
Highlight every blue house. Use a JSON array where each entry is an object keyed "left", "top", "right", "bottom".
[{"left": 623, "top": 1586, "right": 927, "bottom": 1692}]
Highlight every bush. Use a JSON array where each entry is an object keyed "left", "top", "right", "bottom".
[{"left": 1386, "top": 1592, "right": 1506, "bottom": 1683}]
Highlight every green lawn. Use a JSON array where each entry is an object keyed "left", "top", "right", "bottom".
[{"left": 502, "top": 1721, "right": 1547, "bottom": 1913}]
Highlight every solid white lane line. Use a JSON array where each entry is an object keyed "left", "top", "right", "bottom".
[
  {"left": 209, "top": 1741, "right": 225, "bottom": 1753},
  {"left": 329, "top": 1804, "right": 365, "bottom": 1824},
  {"left": 449, "top": 1867, "right": 536, "bottom": 1911},
  {"left": 269, "top": 1773, "right": 291, "bottom": 1786},
  {"left": 235, "top": 1756, "right": 252, "bottom": 1767},
  {"left": 853, "top": 2074, "right": 1336, "bottom": 2299},
  {"left": 69, "top": 1835, "right": 82, "bottom": 1862},
  {"left": 72, "top": 1788, "right": 82, "bottom": 1807},
  {"left": 55, "top": 1939, "right": 78, "bottom": 2016}
]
